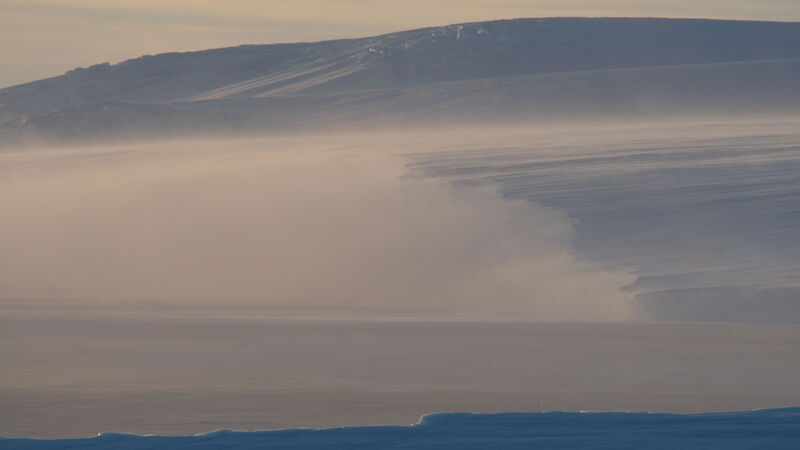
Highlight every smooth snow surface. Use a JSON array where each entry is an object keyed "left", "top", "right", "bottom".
[{"left": 3, "top": 409, "right": 799, "bottom": 449}]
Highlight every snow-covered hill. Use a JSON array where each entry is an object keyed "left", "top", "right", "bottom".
[{"left": 2, "top": 18, "right": 800, "bottom": 144}]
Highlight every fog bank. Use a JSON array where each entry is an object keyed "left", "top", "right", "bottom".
[{"left": 0, "top": 137, "right": 632, "bottom": 320}]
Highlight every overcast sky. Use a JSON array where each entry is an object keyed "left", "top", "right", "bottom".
[{"left": 2, "top": 0, "right": 800, "bottom": 88}]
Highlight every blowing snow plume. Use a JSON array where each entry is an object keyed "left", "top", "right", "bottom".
[{"left": 0, "top": 135, "right": 632, "bottom": 320}]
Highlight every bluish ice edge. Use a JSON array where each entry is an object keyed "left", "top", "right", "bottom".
[{"left": 3, "top": 408, "right": 799, "bottom": 449}]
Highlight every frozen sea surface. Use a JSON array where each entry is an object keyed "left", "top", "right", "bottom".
[
  {"left": 3, "top": 408, "right": 799, "bottom": 449},
  {"left": 2, "top": 311, "right": 799, "bottom": 438}
]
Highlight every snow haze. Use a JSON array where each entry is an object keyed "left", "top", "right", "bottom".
[
  {"left": 2, "top": 120, "right": 798, "bottom": 323},
  {"left": 0, "top": 133, "right": 632, "bottom": 321}
]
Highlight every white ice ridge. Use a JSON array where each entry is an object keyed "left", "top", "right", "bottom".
[{"left": 2, "top": 408, "right": 799, "bottom": 449}]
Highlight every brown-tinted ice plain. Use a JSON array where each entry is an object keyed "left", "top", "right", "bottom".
[{"left": 2, "top": 310, "right": 800, "bottom": 438}]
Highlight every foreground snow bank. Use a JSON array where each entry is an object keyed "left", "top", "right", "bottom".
[{"left": 3, "top": 408, "right": 798, "bottom": 449}]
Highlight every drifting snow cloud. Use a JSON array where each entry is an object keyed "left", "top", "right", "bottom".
[{"left": 0, "top": 135, "right": 632, "bottom": 320}]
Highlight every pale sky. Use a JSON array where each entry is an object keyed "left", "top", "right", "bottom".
[{"left": 2, "top": 0, "right": 800, "bottom": 88}]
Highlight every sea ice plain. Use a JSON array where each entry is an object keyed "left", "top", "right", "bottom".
[{"left": 1, "top": 311, "right": 799, "bottom": 438}]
